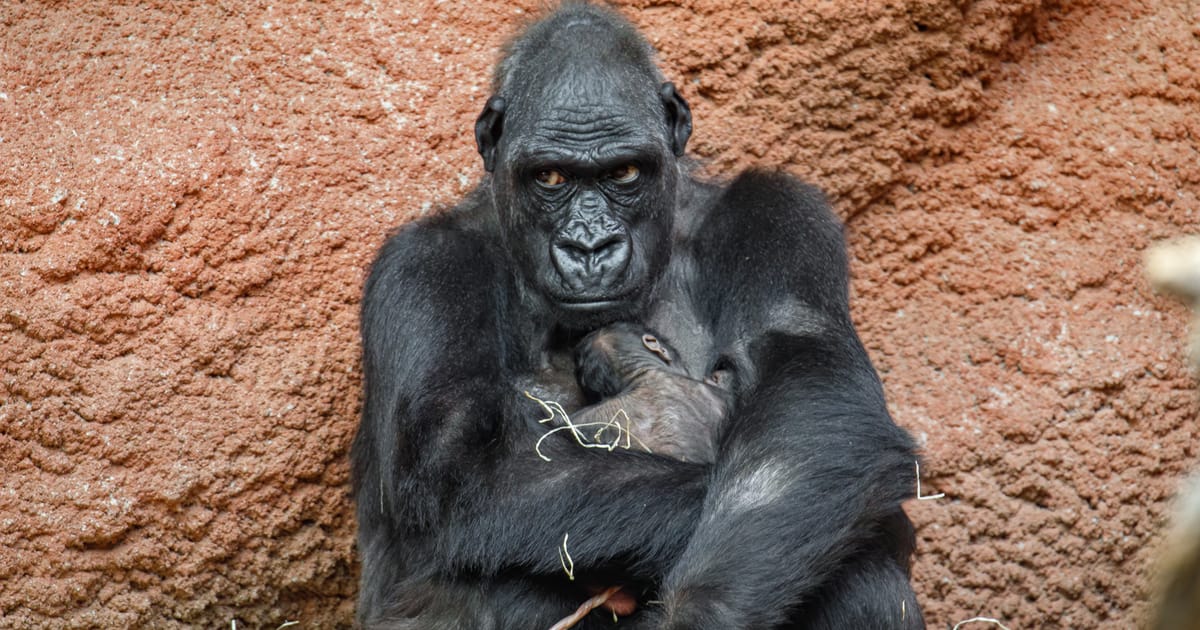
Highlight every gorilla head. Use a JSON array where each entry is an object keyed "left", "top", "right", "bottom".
[{"left": 474, "top": 4, "right": 692, "bottom": 329}]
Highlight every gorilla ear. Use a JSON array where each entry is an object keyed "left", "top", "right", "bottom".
[
  {"left": 642, "top": 334, "right": 672, "bottom": 364},
  {"left": 474, "top": 96, "right": 506, "bottom": 172},
  {"left": 660, "top": 82, "right": 692, "bottom": 157}
]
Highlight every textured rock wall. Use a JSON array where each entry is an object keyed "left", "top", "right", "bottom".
[{"left": 1, "top": 0, "right": 1197, "bottom": 627}]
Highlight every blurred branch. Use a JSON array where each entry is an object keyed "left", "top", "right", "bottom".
[{"left": 1145, "top": 236, "right": 1200, "bottom": 372}]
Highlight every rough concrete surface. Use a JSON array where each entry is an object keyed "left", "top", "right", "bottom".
[{"left": 1, "top": 0, "right": 1197, "bottom": 627}]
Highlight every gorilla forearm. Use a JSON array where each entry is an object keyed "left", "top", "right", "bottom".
[
  {"left": 647, "top": 175, "right": 920, "bottom": 629},
  {"left": 436, "top": 440, "right": 707, "bottom": 578},
  {"left": 659, "top": 357, "right": 917, "bottom": 629}
]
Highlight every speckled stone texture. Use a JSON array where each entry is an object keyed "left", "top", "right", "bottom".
[{"left": 2, "top": 1, "right": 1197, "bottom": 627}]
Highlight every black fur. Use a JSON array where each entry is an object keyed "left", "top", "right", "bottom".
[{"left": 352, "top": 4, "right": 924, "bottom": 628}]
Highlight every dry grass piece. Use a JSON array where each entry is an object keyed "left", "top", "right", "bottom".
[
  {"left": 524, "top": 391, "right": 652, "bottom": 461},
  {"left": 952, "top": 617, "right": 1012, "bottom": 630},
  {"left": 916, "top": 460, "right": 945, "bottom": 500},
  {"left": 558, "top": 532, "right": 574, "bottom": 581}
]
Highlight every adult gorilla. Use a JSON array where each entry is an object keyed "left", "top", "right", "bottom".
[{"left": 353, "top": 4, "right": 923, "bottom": 629}]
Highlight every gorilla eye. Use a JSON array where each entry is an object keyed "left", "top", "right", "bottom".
[
  {"left": 609, "top": 164, "right": 639, "bottom": 184},
  {"left": 534, "top": 169, "right": 566, "bottom": 188}
]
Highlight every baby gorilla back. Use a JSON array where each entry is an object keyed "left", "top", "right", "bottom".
[{"left": 573, "top": 323, "right": 729, "bottom": 463}]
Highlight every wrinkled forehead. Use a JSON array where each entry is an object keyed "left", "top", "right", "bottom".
[
  {"left": 501, "top": 75, "right": 670, "bottom": 163},
  {"left": 503, "top": 99, "right": 670, "bottom": 163}
]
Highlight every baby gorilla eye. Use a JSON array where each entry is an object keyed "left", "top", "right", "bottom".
[
  {"left": 534, "top": 169, "right": 566, "bottom": 188},
  {"left": 609, "top": 164, "right": 639, "bottom": 184}
]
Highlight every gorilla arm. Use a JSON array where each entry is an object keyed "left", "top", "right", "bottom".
[
  {"left": 655, "top": 172, "right": 918, "bottom": 629},
  {"left": 353, "top": 218, "right": 706, "bottom": 586}
]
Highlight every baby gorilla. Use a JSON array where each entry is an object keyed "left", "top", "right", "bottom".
[{"left": 572, "top": 323, "right": 731, "bottom": 463}]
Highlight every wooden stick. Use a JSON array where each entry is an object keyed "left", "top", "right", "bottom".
[{"left": 548, "top": 586, "right": 623, "bottom": 630}]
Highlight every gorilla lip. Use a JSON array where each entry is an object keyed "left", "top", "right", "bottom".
[
  {"left": 550, "top": 288, "right": 637, "bottom": 311},
  {"left": 556, "top": 298, "right": 626, "bottom": 312}
]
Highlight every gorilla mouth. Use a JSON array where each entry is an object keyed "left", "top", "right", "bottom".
[
  {"left": 552, "top": 290, "right": 637, "bottom": 313},
  {"left": 558, "top": 298, "right": 624, "bottom": 312},
  {"left": 547, "top": 281, "right": 635, "bottom": 303}
]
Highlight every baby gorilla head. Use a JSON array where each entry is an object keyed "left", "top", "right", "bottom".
[{"left": 572, "top": 323, "right": 730, "bottom": 463}]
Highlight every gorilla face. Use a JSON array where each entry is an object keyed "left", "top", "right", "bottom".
[
  {"left": 477, "top": 86, "right": 691, "bottom": 328},
  {"left": 575, "top": 322, "right": 681, "bottom": 398},
  {"left": 497, "top": 111, "right": 676, "bottom": 327},
  {"left": 473, "top": 12, "right": 693, "bottom": 329}
]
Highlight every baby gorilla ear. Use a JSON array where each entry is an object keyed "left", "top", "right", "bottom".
[{"left": 641, "top": 334, "right": 672, "bottom": 364}]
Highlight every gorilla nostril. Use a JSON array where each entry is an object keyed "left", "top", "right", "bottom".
[
  {"left": 556, "top": 234, "right": 626, "bottom": 259},
  {"left": 593, "top": 235, "right": 626, "bottom": 256},
  {"left": 558, "top": 245, "right": 596, "bottom": 272},
  {"left": 558, "top": 242, "right": 588, "bottom": 260}
]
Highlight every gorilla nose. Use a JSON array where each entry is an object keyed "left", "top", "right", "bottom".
[{"left": 552, "top": 232, "right": 631, "bottom": 289}]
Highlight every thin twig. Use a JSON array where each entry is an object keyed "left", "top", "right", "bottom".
[{"left": 548, "top": 586, "right": 623, "bottom": 630}]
